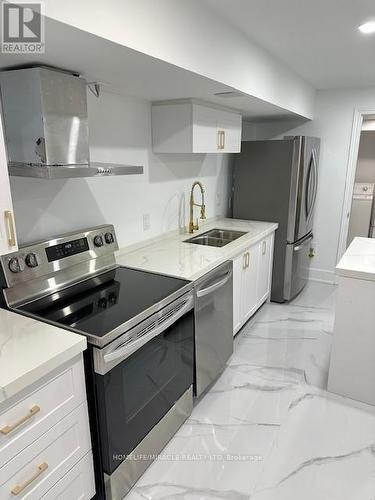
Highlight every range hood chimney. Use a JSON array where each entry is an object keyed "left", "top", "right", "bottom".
[{"left": 0, "top": 67, "right": 144, "bottom": 179}]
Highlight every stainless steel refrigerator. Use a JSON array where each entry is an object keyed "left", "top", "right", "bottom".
[{"left": 232, "top": 136, "right": 320, "bottom": 302}]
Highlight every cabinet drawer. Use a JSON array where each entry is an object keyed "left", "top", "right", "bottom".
[
  {"left": 0, "top": 355, "right": 86, "bottom": 467},
  {"left": 0, "top": 402, "right": 91, "bottom": 499},
  {"left": 42, "top": 452, "right": 95, "bottom": 500}
]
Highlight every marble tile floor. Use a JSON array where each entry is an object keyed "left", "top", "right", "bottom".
[{"left": 125, "top": 282, "right": 375, "bottom": 500}]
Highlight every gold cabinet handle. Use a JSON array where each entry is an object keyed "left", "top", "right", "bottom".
[
  {"left": 242, "top": 252, "right": 247, "bottom": 269},
  {"left": 222, "top": 130, "right": 225, "bottom": 150},
  {"left": 4, "top": 210, "right": 16, "bottom": 247},
  {"left": 217, "top": 130, "right": 225, "bottom": 150},
  {"left": 11, "top": 462, "right": 48, "bottom": 495},
  {"left": 0, "top": 405, "right": 40, "bottom": 435},
  {"left": 246, "top": 251, "right": 250, "bottom": 267},
  {"left": 262, "top": 240, "right": 266, "bottom": 255}
]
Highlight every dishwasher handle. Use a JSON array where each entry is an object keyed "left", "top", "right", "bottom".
[{"left": 196, "top": 270, "right": 232, "bottom": 298}]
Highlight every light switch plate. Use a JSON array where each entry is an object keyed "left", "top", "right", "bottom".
[{"left": 143, "top": 213, "right": 150, "bottom": 231}]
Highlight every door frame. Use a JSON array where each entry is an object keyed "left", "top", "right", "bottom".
[{"left": 337, "top": 108, "right": 375, "bottom": 262}]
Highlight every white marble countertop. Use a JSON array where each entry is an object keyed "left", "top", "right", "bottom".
[
  {"left": 336, "top": 237, "right": 375, "bottom": 281},
  {"left": 116, "top": 218, "right": 278, "bottom": 281},
  {"left": 0, "top": 309, "right": 86, "bottom": 405}
]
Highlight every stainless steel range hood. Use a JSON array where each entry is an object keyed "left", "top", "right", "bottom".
[{"left": 0, "top": 67, "right": 143, "bottom": 179}]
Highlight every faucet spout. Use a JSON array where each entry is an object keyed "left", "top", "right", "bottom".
[{"left": 189, "top": 181, "right": 206, "bottom": 233}]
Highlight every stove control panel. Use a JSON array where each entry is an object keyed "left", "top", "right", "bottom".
[{"left": 0, "top": 224, "right": 118, "bottom": 288}]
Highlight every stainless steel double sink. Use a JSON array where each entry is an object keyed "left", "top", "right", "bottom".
[{"left": 185, "top": 228, "right": 247, "bottom": 248}]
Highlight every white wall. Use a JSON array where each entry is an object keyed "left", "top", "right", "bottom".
[
  {"left": 244, "top": 87, "right": 375, "bottom": 283},
  {"left": 10, "top": 91, "right": 231, "bottom": 247},
  {"left": 42, "top": 0, "right": 315, "bottom": 119},
  {"left": 355, "top": 131, "right": 375, "bottom": 183}
]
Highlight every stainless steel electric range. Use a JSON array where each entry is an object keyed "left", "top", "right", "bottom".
[{"left": 0, "top": 225, "right": 194, "bottom": 500}]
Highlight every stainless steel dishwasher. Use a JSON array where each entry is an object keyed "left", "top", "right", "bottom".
[{"left": 194, "top": 260, "right": 233, "bottom": 397}]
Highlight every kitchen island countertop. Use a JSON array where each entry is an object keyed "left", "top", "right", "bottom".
[{"left": 336, "top": 236, "right": 375, "bottom": 281}]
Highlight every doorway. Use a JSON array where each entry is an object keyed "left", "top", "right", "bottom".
[{"left": 338, "top": 111, "right": 375, "bottom": 260}]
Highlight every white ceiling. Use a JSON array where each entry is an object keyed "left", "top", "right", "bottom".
[
  {"left": 204, "top": 0, "right": 375, "bottom": 89},
  {"left": 0, "top": 16, "right": 296, "bottom": 121}
]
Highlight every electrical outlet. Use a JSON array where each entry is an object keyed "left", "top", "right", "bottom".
[
  {"left": 309, "top": 240, "right": 317, "bottom": 258},
  {"left": 143, "top": 213, "right": 150, "bottom": 231}
]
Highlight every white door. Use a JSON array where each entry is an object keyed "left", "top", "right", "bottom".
[
  {"left": 242, "top": 244, "right": 259, "bottom": 323},
  {"left": 217, "top": 110, "right": 242, "bottom": 153},
  {"left": 232, "top": 252, "right": 245, "bottom": 335},
  {"left": 256, "top": 234, "right": 273, "bottom": 306},
  {"left": 0, "top": 109, "right": 17, "bottom": 255},
  {"left": 192, "top": 104, "right": 218, "bottom": 153}
]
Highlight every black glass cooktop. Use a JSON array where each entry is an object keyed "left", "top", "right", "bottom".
[{"left": 20, "top": 267, "right": 189, "bottom": 339}]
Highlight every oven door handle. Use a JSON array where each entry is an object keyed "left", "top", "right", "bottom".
[{"left": 103, "top": 295, "right": 194, "bottom": 364}]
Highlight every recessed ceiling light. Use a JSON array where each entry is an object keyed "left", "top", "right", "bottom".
[{"left": 358, "top": 21, "right": 375, "bottom": 34}]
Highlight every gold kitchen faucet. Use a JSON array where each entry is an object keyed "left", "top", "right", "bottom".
[{"left": 189, "top": 181, "right": 206, "bottom": 233}]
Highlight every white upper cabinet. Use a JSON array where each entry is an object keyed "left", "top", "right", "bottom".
[
  {"left": 152, "top": 100, "right": 242, "bottom": 153},
  {"left": 0, "top": 109, "right": 17, "bottom": 255}
]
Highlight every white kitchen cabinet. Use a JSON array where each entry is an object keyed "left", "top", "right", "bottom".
[
  {"left": 256, "top": 233, "right": 274, "bottom": 307},
  {"left": 0, "top": 355, "right": 95, "bottom": 499},
  {"left": 41, "top": 451, "right": 95, "bottom": 500},
  {"left": 232, "top": 253, "right": 244, "bottom": 334},
  {"left": 192, "top": 103, "right": 219, "bottom": 153},
  {"left": 233, "top": 233, "right": 275, "bottom": 335},
  {"left": 0, "top": 356, "right": 86, "bottom": 468},
  {"left": 152, "top": 99, "right": 242, "bottom": 153},
  {"left": 0, "top": 108, "right": 17, "bottom": 255},
  {"left": 242, "top": 244, "right": 260, "bottom": 323}
]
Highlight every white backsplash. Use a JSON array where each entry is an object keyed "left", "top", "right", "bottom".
[{"left": 10, "top": 90, "right": 232, "bottom": 248}]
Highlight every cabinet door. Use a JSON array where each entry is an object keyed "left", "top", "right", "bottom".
[
  {"left": 0, "top": 111, "right": 17, "bottom": 255},
  {"left": 217, "top": 110, "right": 242, "bottom": 153},
  {"left": 192, "top": 104, "right": 218, "bottom": 153},
  {"left": 232, "top": 252, "right": 246, "bottom": 335},
  {"left": 242, "top": 244, "right": 260, "bottom": 323},
  {"left": 256, "top": 234, "right": 274, "bottom": 306}
]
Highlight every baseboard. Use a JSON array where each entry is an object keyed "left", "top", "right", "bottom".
[{"left": 308, "top": 267, "right": 337, "bottom": 284}]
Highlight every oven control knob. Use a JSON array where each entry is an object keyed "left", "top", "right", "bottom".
[
  {"left": 98, "top": 297, "right": 107, "bottom": 309},
  {"left": 105, "top": 232, "right": 114, "bottom": 244},
  {"left": 25, "top": 252, "right": 39, "bottom": 268},
  {"left": 8, "top": 256, "right": 25, "bottom": 273},
  {"left": 108, "top": 292, "right": 117, "bottom": 305},
  {"left": 94, "top": 235, "right": 104, "bottom": 247}
]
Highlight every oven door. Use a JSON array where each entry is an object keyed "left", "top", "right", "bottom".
[{"left": 92, "top": 292, "right": 194, "bottom": 475}]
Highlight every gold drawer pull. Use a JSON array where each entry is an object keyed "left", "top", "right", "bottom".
[
  {"left": 11, "top": 462, "right": 48, "bottom": 495},
  {"left": 4, "top": 210, "right": 16, "bottom": 247},
  {"left": 0, "top": 405, "right": 40, "bottom": 435}
]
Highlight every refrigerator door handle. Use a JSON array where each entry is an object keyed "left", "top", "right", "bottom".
[
  {"left": 310, "top": 149, "right": 318, "bottom": 217},
  {"left": 305, "top": 149, "right": 318, "bottom": 223},
  {"left": 294, "top": 233, "right": 313, "bottom": 252}
]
